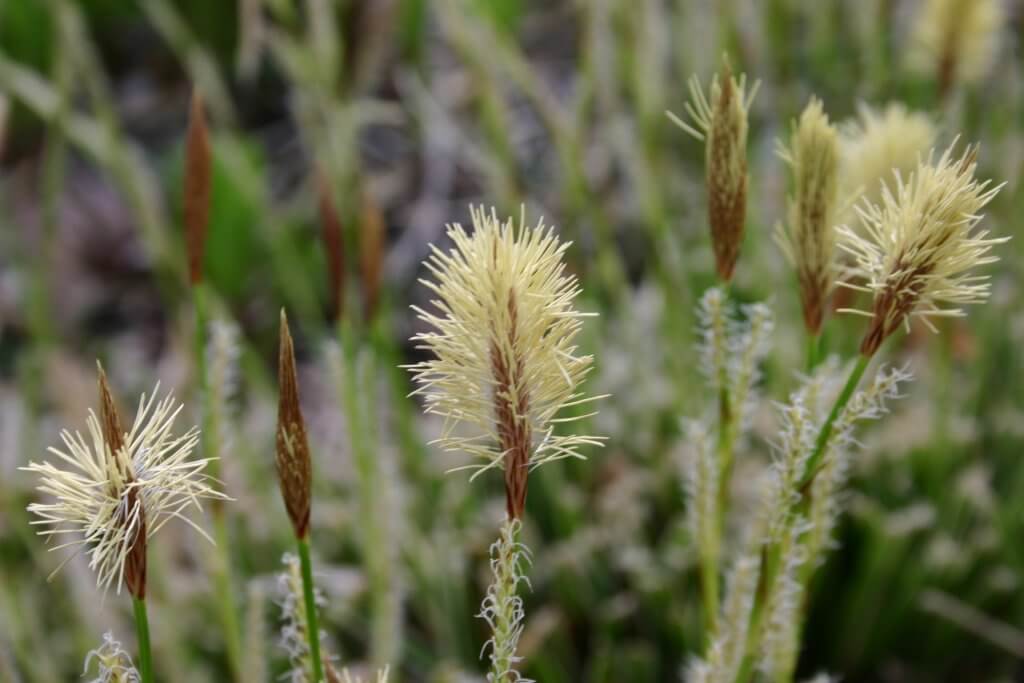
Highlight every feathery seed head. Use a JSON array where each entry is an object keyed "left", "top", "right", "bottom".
[
  {"left": 839, "top": 103, "right": 936, "bottom": 218},
  {"left": 407, "top": 206, "right": 602, "bottom": 519},
  {"left": 838, "top": 142, "right": 1005, "bottom": 356},
  {"left": 184, "top": 88, "right": 212, "bottom": 285},
  {"left": 277, "top": 310, "right": 313, "bottom": 539},
  {"left": 22, "top": 367, "right": 225, "bottom": 596},
  {"left": 669, "top": 57, "right": 759, "bottom": 281},
  {"left": 909, "top": 0, "right": 1003, "bottom": 94},
  {"left": 776, "top": 97, "right": 841, "bottom": 333}
]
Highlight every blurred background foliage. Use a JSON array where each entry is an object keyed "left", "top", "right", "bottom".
[{"left": 1, "top": 0, "right": 1023, "bottom": 681}]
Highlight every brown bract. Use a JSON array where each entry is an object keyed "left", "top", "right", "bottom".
[
  {"left": 184, "top": 89, "right": 212, "bottom": 285},
  {"left": 276, "top": 311, "right": 313, "bottom": 539},
  {"left": 490, "top": 292, "right": 532, "bottom": 520},
  {"left": 98, "top": 364, "right": 147, "bottom": 599},
  {"left": 706, "top": 69, "right": 747, "bottom": 281},
  {"left": 360, "top": 189, "right": 385, "bottom": 323}
]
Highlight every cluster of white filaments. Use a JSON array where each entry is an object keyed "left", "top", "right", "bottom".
[
  {"left": 22, "top": 384, "right": 226, "bottom": 593},
  {"left": 83, "top": 632, "right": 139, "bottom": 683},
  {"left": 408, "top": 205, "right": 602, "bottom": 477},
  {"left": 837, "top": 142, "right": 1005, "bottom": 333},
  {"left": 479, "top": 518, "right": 532, "bottom": 683}
]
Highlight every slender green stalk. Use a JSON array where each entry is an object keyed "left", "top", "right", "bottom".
[
  {"left": 797, "top": 353, "right": 871, "bottom": 492},
  {"left": 296, "top": 537, "right": 325, "bottom": 683},
  {"left": 733, "top": 354, "right": 872, "bottom": 683},
  {"left": 337, "top": 316, "right": 400, "bottom": 668},
  {"left": 193, "top": 283, "right": 244, "bottom": 679},
  {"left": 132, "top": 597, "right": 154, "bottom": 683},
  {"left": 699, "top": 535, "right": 720, "bottom": 639},
  {"left": 805, "top": 332, "right": 821, "bottom": 373},
  {"left": 706, "top": 286, "right": 736, "bottom": 638}
]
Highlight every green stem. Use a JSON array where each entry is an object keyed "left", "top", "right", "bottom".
[
  {"left": 797, "top": 353, "right": 871, "bottom": 492},
  {"left": 297, "top": 537, "right": 325, "bottom": 683},
  {"left": 193, "top": 283, "right": 243, "bottom": 680},
  {"left": 698, "top": 535, "right": 720, "bottom": 640},
  {"left": 132, "top": 597, "right": 154, "bottom": 683},
  {"left": 805, "top": 331, "right": 821, "bottom": 373},
  {"left": 733, "top": 354, "right": 872, "bottom": 683},
  {"left": 705, "top": 284, "right": 736, "bottom": 638}
]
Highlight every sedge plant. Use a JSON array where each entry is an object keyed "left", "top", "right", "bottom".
[
  {"left": 183, "top": 87, "right": 245, "bottom": 679},
  {"left": 667, "top": 55, "right": 758, "bottom": 635},
  {"left": 22, "top": 364, "right": 228, "bottom": 683},
  {"left": 689, "top": 141, "right": 1006, "bottom": 682},
  {"left": 276, "top": 310, "right": 326, "bottom": 683},
  {"left": 407, "top": 206, "right": 603, "bottom": 681}
]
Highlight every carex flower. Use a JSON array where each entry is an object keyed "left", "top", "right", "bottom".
[
  {"left": 837, "top": 142, "right": 1006, "bottom": 356},
  {"left": 668, "top": 57, "right": 759, "bottom": 281},
  {"left": 22, "top": 364, "right": 226, "bottom": 596},
  {"left": 839, "top": 103, "right": 936, "bottom": 218},
  {"left": 908, "top": 0, "right": 1003, "bottom": 95},
  {"left": 276, "top": 310, "right": 313, "bottom": 540},
  {"left": 775, "top": 97, "right": 841, "bottom": 334},
  {"left": 407, "top": 206, "right": 602, "bottom": 519}
]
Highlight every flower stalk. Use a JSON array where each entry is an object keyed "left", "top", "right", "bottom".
[
  {"left": 408, "top": 206, "right": 601, "bottom": 678},
  {"left": 277, "top": 310, "right": 324, "bottom": 682},
  {"left": 184, "top": 88, "right": 244, "bottom": 680},
  {"left": 132, "top": 596, "right": 154, "bottom": 683}
]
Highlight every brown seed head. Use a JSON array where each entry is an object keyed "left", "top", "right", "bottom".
[
  {"left": 184, "top": 88, "right": 212, "bottom": 285},
  {"left": 276, "top": 310, "right": 313, "bottom": 539},
  {"left": 316, "top": 168, "right": 346, "bottom": 322},
  {"left": 669, "top": 57, "right": 758, "bottom": 282}
]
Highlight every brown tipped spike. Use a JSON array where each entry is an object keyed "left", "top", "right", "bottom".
[
  {"left": 96, "top": 362, "right": 126, "bottom": 465},
  {"left": 276, "top": 310, "right": 312, "bottom": 539},
  {"left": 97, "top": 362, "right": 147, "bottom": 598},
  {"left": 360, "top": 189, "right": 385, "bottom": 323},
  {"left": 184, "top": 89, "right": 212, "bottom": 285},
  {"left": 316, "top": 168, "right": 346, "bottom": 322}
]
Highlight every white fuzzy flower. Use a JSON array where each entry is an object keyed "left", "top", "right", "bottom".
[
  {"left": 22, "top": 382, "right": 226, "bottom": 594},
  {"left": 837, "top": 142, "right": 1006, "bottom": 354},
  {"left": 908, "top": 0, "right": 1003, "bottom": 87},
  {"left": 83, "top": 631, "right": 139, "bottom": 683},
  {"left": 407, "top": 206, "right": 602, "bottom": 518}
]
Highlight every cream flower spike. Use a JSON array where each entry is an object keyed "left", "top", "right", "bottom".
[
  {"left": 839, "top": 102, "right": 937, "bottom": 219},
  {"left": 776, "top": 97, "right": 841, "bottom": 334},
  {"left": 837, "top": 141, "right": 1007, "bottom": 356},
  {"left": 407, "top": 206, "right": 603, "bottom": 519},
  {"left": 22, "top": 368, "right": 228, "bottom": 594},
  {"left": 909, "top": 0, "right": 1003, "bottom": 91}
]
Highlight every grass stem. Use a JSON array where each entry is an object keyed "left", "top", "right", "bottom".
[
  {"left": 193, "top": 282, "right": 244, "bottom": 680},
  {"left": 805, "top": 332, "right": 821, "bottom": 373},
  {"left": 797, "top": 353, "right": 871, "bottom": 492},
  {"left": 297, "top": 537, "right": 325, "bottom": 683},
  {"left": 132, "top": 596, "right": 155, "bottom": 683}
]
